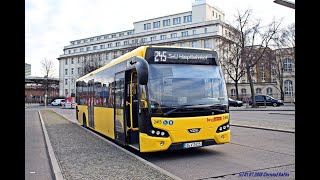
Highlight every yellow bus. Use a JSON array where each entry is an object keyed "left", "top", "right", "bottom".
[{"left": 75, "top": 46, "right": 230, "bottom": 152}]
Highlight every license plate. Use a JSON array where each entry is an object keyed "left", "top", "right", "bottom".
[{"left": 183, "top": 141, "right": 202, "bottom": 148}]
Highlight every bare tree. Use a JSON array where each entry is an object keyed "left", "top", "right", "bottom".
[
  {"left": 238, "top": 10, "right": 281, "bottom": 107},
  {"left": 41, "top": 58, "right": 55, "bottom": 78},
  {"left": 217, "top": 25, "right": 245, "bottom": 100},
  {"left": 41, "top": 58, "right": 56, "bottom": 104},
  {"left": 269, "top": 23, "right": 295, "bottom": 101},
  {"left": 218, "top": 9, "right": 282, "bottom": 107}
]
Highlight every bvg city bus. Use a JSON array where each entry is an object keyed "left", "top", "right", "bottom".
[{"left": 75, "top": 46, "right": 230, "bottom": 152}]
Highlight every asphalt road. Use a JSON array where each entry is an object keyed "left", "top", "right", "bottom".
[
  {"left": 27, "top": 105, "right": 295, "bottom": 180},
  {"left": 136, "top": 126, "right": 295, "bottom": 179}
]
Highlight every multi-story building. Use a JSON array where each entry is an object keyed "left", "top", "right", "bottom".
[
  {"left": 57, "top": 0, "right": 295, "bottom": 102},
  {"left": 226, "top": 47, "right": 295, "bottom": 103},
  {"left": 57, "top": 0, "right": 233, "bottom": 97},
  {"left": 25, "top": 63, "right": 31, "bottom": 77}
]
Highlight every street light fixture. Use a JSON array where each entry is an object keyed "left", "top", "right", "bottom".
[{"left": 274, "top": 0, "right": 295, "bottom": 9}]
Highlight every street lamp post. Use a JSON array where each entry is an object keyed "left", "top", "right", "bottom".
[{"left": 273, "top": 0, "right": 295, "bottom": 9}]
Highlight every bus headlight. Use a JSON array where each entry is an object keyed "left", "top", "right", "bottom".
[
  {"left": 148, "top": 128, "right": 169, "bottom": 137},
  {"left": 216, "top": 121, "right": 230, "bottom": 133}
]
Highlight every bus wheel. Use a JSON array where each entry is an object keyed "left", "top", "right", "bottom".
[{"left": 82, "top": 114, "right": 87, "bottom": 128}]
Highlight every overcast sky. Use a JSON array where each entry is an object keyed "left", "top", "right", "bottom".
[{"left": 25, "top": 0, "right": 295, "bottom": 77}]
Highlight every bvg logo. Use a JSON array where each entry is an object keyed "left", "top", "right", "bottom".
[
  {"left": 207, "top": 116, "right": 222, "bottom": 122},
  {"left": 188, "top": 128, "right": 201, "bottom": 133},
  {"left": 153, "top": 120, "right": 162, "bottom": 124}
]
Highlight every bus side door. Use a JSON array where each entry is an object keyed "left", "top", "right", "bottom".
[{"left": 114, "top": 72, "right": 127, "bottom": 145}]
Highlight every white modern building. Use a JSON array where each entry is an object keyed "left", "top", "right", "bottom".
[
  {"left": 57, "top": 0, "right": 233, "bottom": 97},
  {"left": 25, "top": 63, "right": 31, "bottom": 77}
]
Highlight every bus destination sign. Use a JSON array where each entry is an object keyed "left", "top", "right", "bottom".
[{"left": 153, "top": 51, "right": 215, "bottom": 65}]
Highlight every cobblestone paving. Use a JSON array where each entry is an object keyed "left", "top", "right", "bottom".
[{"left": 40, "top": 109, "right": 175, "bottom": 180}]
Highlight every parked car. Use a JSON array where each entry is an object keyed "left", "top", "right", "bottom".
[
  {"left": 51, "top": 99, "right": 65, "bottom": 106},
  {"left": 228, "top": 98, "right": 243, "bottom": 107},
  {"left": 249, "top": 95, "right": 284, "bottom": 107},
  {"left": 62, "top": 98, "right": 76, "bottom": 109}
]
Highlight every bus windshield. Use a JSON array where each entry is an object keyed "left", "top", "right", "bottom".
[{"left": 148, "top": 64, "right": 228, "bottom": 110}]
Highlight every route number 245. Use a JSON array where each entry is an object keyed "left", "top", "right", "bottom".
[{"left": 154, "top": 51, "right": 167, "bottom": 62}]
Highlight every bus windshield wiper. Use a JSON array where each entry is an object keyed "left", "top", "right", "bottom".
[
  {"left": 163, "top": 105, "right": 192, "bottom": 116},
  {"left": 191, "top": 104, "right": 226, "bottom": 113}
]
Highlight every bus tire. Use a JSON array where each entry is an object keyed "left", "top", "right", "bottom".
[{"left": 82, "top": 114, "right": 87, "bottom": 128}]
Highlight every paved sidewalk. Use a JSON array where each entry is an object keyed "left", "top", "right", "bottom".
[
  {"left": 39, "top": 109, "right": 179, "bottom": 180},
  {"left": 229, "top": 103, "right": 295, "bottom": 111},
  {"left": 25, "top": 109, "right": 54, "bottom": 180}
]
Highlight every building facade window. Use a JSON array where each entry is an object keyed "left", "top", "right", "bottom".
[
  {"left": 204, "top": 28, "right": 207, "bottom": 33},
  {"left": 283, "top": 58, "right": 293, "bottom": 72},
  {"left": 181, "top": 31, "right": 188, "bottom": 37},
  {"left": 127, "top": 31, "right": 132, "bottom": 35},
  {"left": 144, "top": 23, "right": 151, "bottom": 30},
  {"left": 191, "top": 41, "right": 198, "bottom": 48},
  {"left": 77, "top": 57, "right": 80, "bottom": 63},
  {"left": 153, "top": 21, "right": 160, "bottom": 28},
  {"left": 173, "top": 17, "right": 181, "bottom": 25},
  {"left": 230, "top": 89, "right": 236, "bottom": 97},
  {"left": 204, "top": 39, "right": 210, "bottom": 48},
  {"left": 256, "top": 88, "right": 262, "bottom": 94},
  {"left": 90, "top": 38, "right": 94, "bottom": 42},
  {"left": 65, "top": 79, "right": 68, "bottom": 85},
  {"left": 261, "top": 72, "right": 266, "bottom": 82},
  {"left": 171, "top": 33, "right": 177, "bottom": 38},
  {"left": 284, "top": 80, "right": 293, "bottom": 95},
  {"left": 124, "top": 41, "right": 129, "bottom": 45},
  {"left": 160, "top": 35, "right": 166, "bottom": 40},
  {"left": 116, "top": 42, "right": 120, "bottom": 47},
  {"left": 267, "top": 87, "right": 273, "bottom": 96},
  {"left": 183, "top": 15, "right": 192, "bottom": 23},
  {"left": 71, "top": 58, "right": 74, "bottom": 64},
  {"left": 71, "top": 68, "right": 74, "bottom": 75},
  {"left": 65, "top": 69, "right": 68, "bottom": 75},
  {"left": 78, "top": 67, "right": 80, "bottom": 74},
  {"left": 142, "top": 38, "right": 147, "bottom": 43},
  {"left": 100, "top": 44, "right": 105, "bottom": 49},
  {"left": 107, "top": 43, "right": 112, "bottom": 48},
  {"left": 86, "top": 47, "right": 90, "bottom": 51},
  {"left": 163, "top": 19, "right": 170, "bottom": 27},
  {"left": 65, "top": 59, "right": 68, "bottom": 65},
  {"left": 119, "top": 33, "right": 124, "bottom": 37},
  {"left": 241, "top": 88, "right": 247, "bottom": 97},
  {"left": 93, "top": 46, "right": 97, "bottom": 50},
  {"left": 111, "top": 34, "right": 116, "bottom": 38},
  {"left": 150, "top": 36, "right": 156, "bottom": 42},
  {"left": 68, "top": 50, "right": 71, "bottom": 54},
  {"left": 80, "top": 48, "right": 83, "bottom": 52},
  {"left": 97, "top": 37, "right": 100, "bottom": 40},
  {"left": 193, "top": 30, "right": 196, "bottom": 35}
]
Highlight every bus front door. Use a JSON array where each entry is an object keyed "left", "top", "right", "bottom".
[{"left": 114, "top": 72, "right": 126, "bottom": 145}]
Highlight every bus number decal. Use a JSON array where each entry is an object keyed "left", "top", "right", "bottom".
[{"left": 154, "top": 51, "right": 167, "bottom": 62}]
